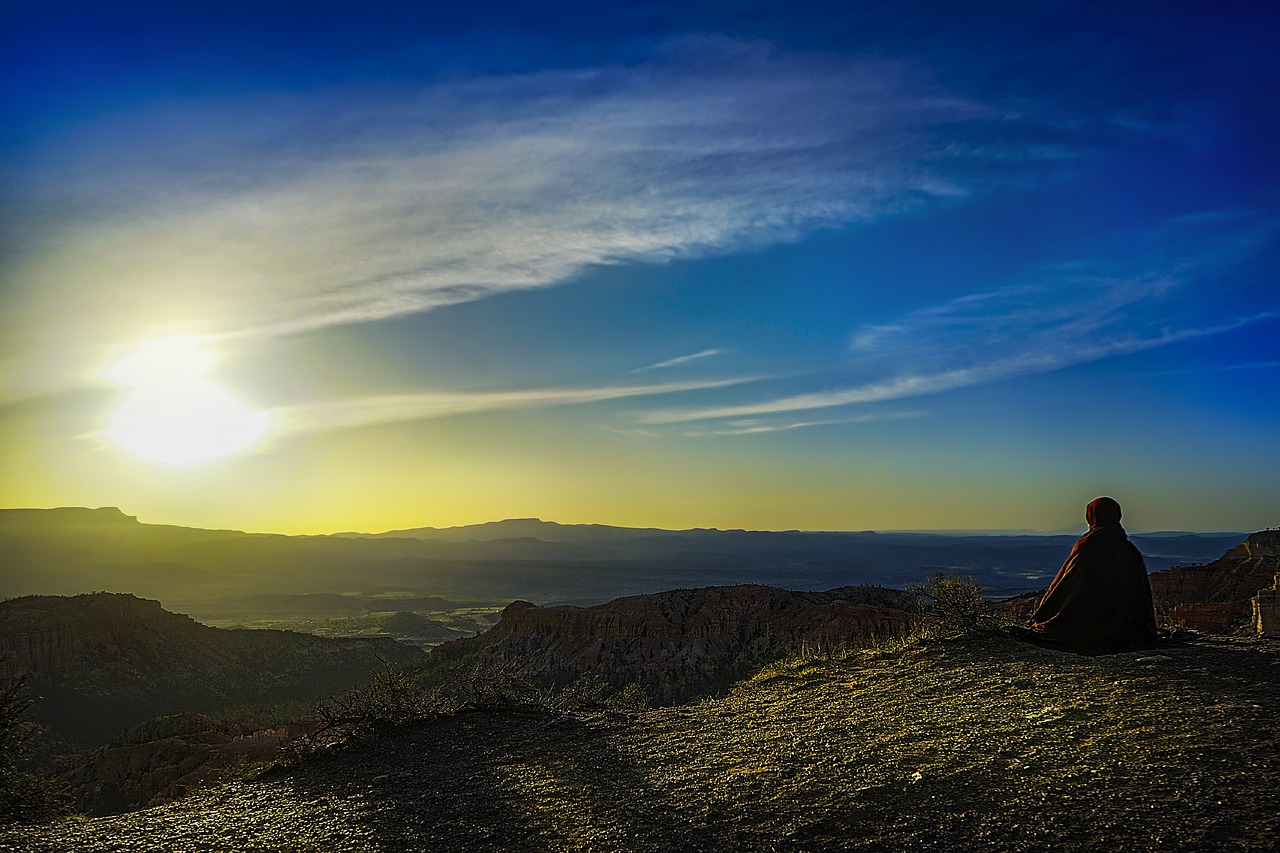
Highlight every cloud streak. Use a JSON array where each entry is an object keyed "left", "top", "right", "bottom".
[
  {"left": 276, "top": 375, "right": 759, "bottom": 435},
  {"left": 631, "top": 349, "right": 724, "bottom": 372},
  {"left": 640, "top": 270, "right": 1275, "bottom": 424},
  {"left": 679, "top": 411, "right": 921, "bottom": 436}
]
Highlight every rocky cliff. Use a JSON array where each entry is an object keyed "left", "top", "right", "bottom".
[
  {"left": 0, "top": 593, "right": 422, "bottom": 746},
  {"left": 1147, "top": 531, "right": 1280, "bottom": 631},
  {"left": 429, "top": 584, "right": 917, "bottom": 704},
  {"left": 53, "top": 713, "right": 324, "bottom": 816}
]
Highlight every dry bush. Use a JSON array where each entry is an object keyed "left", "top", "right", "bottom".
[
  {"left": 309, "top": 662, "right": 451, "bottom": 747},
  {"left": 906, "top": 572, "right": 993, "bottom": 638},
  {"left": 0, "top": 676, "right": 69, "bottom": 825},
  {"left": 308, "top": 659, "right": 651, "bottom": 750}
]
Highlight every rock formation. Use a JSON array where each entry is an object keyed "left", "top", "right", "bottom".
[
  {"left": 1148, "top": 531, "right": 1280, "bottom": 632},
  {"left": 0, "top": 592, "right": 421, "bottom": 746},
  {"left": 54, "top": 713, "right": 323, "bottom": 816},
  {"left": 429, "top": 584, "right": 917, "bottom": 705}
]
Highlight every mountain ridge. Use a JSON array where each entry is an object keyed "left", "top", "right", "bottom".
[
  {"left": 1, "top": 507, "right": 1250, "bottom": 607},
  {"left": 1, "top": 506, "right": 1249, "bottom": 540}
]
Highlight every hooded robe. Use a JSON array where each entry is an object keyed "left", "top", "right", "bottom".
[{"left": 1028, "top": 497, "right": 1158, "bottom": 654}]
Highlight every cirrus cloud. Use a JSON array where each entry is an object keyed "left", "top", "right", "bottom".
[{"left": 2, "top": 36, "right": 1069, "bottom": 400}]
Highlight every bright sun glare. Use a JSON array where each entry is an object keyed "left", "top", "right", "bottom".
[{"left": 102, "top": 338, "right": 270, "bottom": 465}]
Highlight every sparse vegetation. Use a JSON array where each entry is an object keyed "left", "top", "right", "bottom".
[
  {"left": 0, "top": 676, "right": 67, "bottom": 825},
  {"left": 907, "top": 570, "right": 997, "bottom": 637},
  {"left": 310, "top": 662, "right": 452, "bottom": 746},
  {"left": 307, "top": 659, "right": 651, "bottom": 749}
]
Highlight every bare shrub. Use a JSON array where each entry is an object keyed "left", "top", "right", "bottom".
[
  {"left": 907, "top": 572, "right": 990, "bottom": 637},
  {"left": 307, "top": 657, "right": 652, "bottom": 752},
  {"left": 0, "top": 676, "right": 69, "bottom": 825},
  {"left": 310, "top": 662, "right": 450, "bottom": 747}
]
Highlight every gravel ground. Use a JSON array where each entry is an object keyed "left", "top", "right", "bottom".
[{"left": 4, "top": 633, "right": 1278, "bottom": 852}]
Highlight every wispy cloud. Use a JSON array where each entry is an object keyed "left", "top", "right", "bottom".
[
  {"left": 2, "top": 36, "right": 1070, "bottom": 398},
  {"left": 631, "top": 349, "right": 724, "bottom": 372},
  {"left": 640, "top": 270, "right": 1275, "bottom": 424},
  {"left": 276, "top": 375, "right": 758, "bottom": 435},
  {"left": 680, "top": 411, "right": 921, "bottom": 436},
  {"left": 1131, "top": 359, "right": 1280, "bottom": 378}
]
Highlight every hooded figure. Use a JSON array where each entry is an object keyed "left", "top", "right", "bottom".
[{"left": 1027, "top": 497, "right": 1159, "bottom": 654}]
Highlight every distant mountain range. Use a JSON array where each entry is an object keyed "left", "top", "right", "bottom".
[
  {"left": 335, "top": 516, "right": 1237, "bottom": 542},
  {"left": 336, "top": 517, "right": 679, "bottom": 543},
  {"left": 1, "top": 507, "right": 1249, "bottom": 608}
]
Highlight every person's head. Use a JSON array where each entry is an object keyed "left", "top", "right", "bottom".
[{"left": 1085, "top": 496, "right": 1122, "bottom": 529}]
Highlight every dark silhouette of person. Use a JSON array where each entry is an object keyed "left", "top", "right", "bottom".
[{"left": 1023, "top": 497, "right": 1159, "bottom": 654}]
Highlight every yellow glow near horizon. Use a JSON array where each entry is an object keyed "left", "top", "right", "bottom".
[{"left": 102, "top": 338, "right": 270, "bottom": 465}]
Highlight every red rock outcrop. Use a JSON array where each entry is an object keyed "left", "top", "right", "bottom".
[{"left": 1148, "top": 531, "right": 1280, "bottom": 632}]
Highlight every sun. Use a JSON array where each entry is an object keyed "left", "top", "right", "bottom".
[{"left": 102, "top": 338, "right": 271, "bottom": 465}]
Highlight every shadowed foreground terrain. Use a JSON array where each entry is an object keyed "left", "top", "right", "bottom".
[
  {"left": 6, "top": 633, "right": 1277, "bottom": 852},
  {"left": 0, "top": 593, "right": 422, "bottom": 748}
]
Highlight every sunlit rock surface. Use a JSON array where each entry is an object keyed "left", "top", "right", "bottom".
[{"left": 1149, "top": 532, "right": 1280, "bottom": 632}]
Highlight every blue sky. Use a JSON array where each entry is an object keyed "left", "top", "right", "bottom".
[{"left": 1, "top": 1, "right": 1277, "bottom": 533}]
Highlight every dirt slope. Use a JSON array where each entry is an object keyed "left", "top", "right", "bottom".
[{"left": 6, "top": 633, "right": 1278, "bottom": 852}]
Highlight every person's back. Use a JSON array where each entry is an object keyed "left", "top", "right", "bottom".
[{"left": 1026, "top": 497, "right": 1158, "bottom": 654}]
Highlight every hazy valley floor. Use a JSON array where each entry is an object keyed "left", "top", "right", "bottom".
[{"left": 6, "top": 633, "right": 1278, "bottom": 852}]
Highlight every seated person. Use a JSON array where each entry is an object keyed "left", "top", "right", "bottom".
[{"left": 1019, "top": 497, "right": 1159, "bottom": 654}]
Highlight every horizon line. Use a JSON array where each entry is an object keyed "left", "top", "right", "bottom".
[{"left": 0, "top": 505, "right": 1258, "bottom": 539}]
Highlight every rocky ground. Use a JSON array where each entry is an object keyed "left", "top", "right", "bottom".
[{"left": 4, "top": 632, "right": 1278, "bottom": 852}]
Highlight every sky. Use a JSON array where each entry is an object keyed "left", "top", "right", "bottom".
[{"left": 1, "top": 0, "right": 1277, "bottom": 534}]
